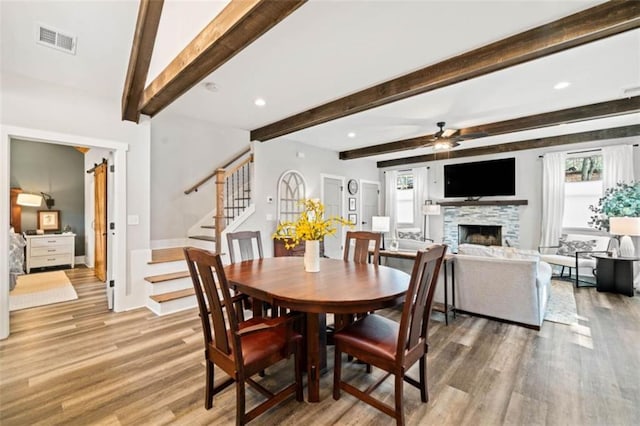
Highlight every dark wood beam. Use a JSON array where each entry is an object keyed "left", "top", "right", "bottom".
[
  {"left": 251, "top": 1, "right": 640, "bottom": 141},
  {"left": 340, "top": 96, "right": 640, "bottom": 160},
  {"left": 376, "top": 125, "right": 640, "bottom": 168},
  {"left": 121, "top": 0, "right": 164, "bottom": 123},
  {"left": 138, "top": 0, "right": 307, "bottom": 119}
]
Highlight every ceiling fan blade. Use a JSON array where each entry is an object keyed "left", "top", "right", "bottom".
[
  {"left": 454, "top": 131, "right": 489, "bottom": 141},
  {"left": 442, "top": 128, "right": 458, "bottom": 138}
]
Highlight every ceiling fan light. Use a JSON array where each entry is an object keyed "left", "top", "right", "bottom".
[{"left": 433, "top": 141, "right": 452, "bottom": 150}]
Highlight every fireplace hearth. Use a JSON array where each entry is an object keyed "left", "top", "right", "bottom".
[{"left": 458, "top": 224, "right": 502, "bottom": 246}]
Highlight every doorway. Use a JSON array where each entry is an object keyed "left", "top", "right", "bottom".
[
  {"left": 321, "top": 174, "right": 345, "bottom": 259},
  {"left": 1, "top": 125, "right": 128, "bottom": 339},
  {"left": 359, "top": 180, "right": 381, "bottom": 231}
]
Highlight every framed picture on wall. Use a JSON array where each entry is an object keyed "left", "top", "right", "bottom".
[
  {"left": 348, "top": 197, "right": 356, "bottom": 211},
  {"left": 348, "top": 213, "right": 357, "bottom": 226},
  {"left": 37, "top": 210, "right": 60, "bottom": 232}
]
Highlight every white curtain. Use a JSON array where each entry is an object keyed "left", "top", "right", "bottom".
[
  {"left": 540, "top": 152, "right": 566, "bottom": 247},
  {"left": 602, "top": 144, "right": 634, "bottom": 190},
  {"left": 412, "top": 167, "right": 428, "bottom": 233},
  {"left": 384, "top": 170, "right": 398, "bottom": 239}
]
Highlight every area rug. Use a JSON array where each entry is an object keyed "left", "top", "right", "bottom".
[
  {"left": 544, "top": 279, "right": 578, "bottom": 326},
  {"left": 10, "top": 271, "right": 78, "bottom": 311}
]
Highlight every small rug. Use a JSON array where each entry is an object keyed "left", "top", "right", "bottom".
[
  {"left": 544, "top": 279, "right": 578, "bottom": 326},
  {"left": 10, "top": 271, "right": 78, "bottom": 311}
]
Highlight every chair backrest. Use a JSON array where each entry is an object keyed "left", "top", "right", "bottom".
[
  {"left": 184, "top": 247, "right": 242, "bottom": 364},
  {"left": 343, "top": 231, "right": 381, "bottom": 264},
  {"left": 227, "top": 231, "right": 263, "bottom": 264},
  {"left": 396, "top": 244, "right": 447, "bottom": 362}
]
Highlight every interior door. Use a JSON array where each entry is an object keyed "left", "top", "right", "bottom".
[
  {"left": 360, "top": 181, "right": 381, "bottom": 231},
  {"left": 94, "top": 162, "right": 107, "bottom": 282},
  {"left": 322, "top": 175, "right": 344, "bottom": 259}
]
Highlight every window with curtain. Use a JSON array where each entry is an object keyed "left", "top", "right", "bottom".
[
  {"left": 396, "top": 172, "right": 414, "bottom": 224},
  {"left": 562, "top": 153, "right": 603, "bottom": 228}
]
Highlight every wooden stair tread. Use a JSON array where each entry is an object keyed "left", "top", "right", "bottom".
[
  {"left": 150, "top": 288, "right": 195, "bottom": 303},
  {"left": 189, "top": 235, "right": 216, "bottom": 242},
  {"left": 148, "top": 247, "right": 185, "bottom": 264},
  {"left": 144, "top": 271, "right": 191, "bottom": 283}
]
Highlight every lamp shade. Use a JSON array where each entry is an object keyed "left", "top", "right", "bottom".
[
  {"left": 371, "top": 216, "right": 390, "bottom": 233},
  {"left": 16, "top": 193, "right": 43, "bottom": 207},
  {"left": 422, "top": 204, "right": 441, "bottom": 216},
  {"left": 609, "top": 217, "right": 640, "bottom": 236}
]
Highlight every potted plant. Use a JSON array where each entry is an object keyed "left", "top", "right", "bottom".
[
  {"left": 589, "top": 181, "right": 640, "bottom": 231},
  {"left": 273, "top": 199, "right": 352, "bottom": 272}
]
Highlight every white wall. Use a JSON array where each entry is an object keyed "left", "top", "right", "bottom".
[
  {"left": 242, "top": 139, "right": 380, "bottom": 257},
  {"left": 149, "top": 114, "right": 249, "bottom": 241},
  {"left": 381, "top": 136, "right": 640, "bottom": 251}
]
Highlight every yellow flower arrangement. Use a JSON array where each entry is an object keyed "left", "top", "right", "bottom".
[{"left": 273, "top": 199, "right": 353, "bottom": 249}]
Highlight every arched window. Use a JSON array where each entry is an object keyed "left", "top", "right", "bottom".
[{"left": 277, "top": 170, "right": 306, "bottom": 222}]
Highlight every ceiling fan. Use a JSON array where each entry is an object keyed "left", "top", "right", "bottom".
[
  {"left": 429, "top": 122, "right": 460, "bottom": 150},
  {"left": 428, "top": 121, "right": 487, "bottom": 150}
]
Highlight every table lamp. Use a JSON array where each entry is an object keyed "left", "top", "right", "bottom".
[
  {"left": 16, "top": 192, "right": 43, "bottom": 207},
  {"left": 422, "top": 201, "right": 441, "bottom": 242},
  {"left": 371, "top": 216, "right": 391, "bottom": 250},
  {"left": 609, "top": 217, "right": 640, "bottom": 257}
]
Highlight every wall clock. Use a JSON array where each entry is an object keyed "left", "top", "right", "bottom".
[{"left": 347, "top": 179, "right": 359, "bottom": 195}]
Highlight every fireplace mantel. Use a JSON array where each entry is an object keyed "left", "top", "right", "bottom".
[{"left": 439, "top": 199, "right": 528, "bottom": 207}]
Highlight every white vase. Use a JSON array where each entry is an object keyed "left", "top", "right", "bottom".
[{"left": 304, "top": 240, "right": 320, "bottom": 272}]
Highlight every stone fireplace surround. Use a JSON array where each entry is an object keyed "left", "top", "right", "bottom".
[{"left": 442, "top": 200, "right": 527, "bottom": 253}]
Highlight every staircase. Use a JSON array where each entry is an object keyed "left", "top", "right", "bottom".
[
  {"left": 187, "top": 150, "right": 253, "bottom": 252},
  {"left": 144, "top": 150, "right": 254, "bottom": 316},
  {"left": 142, "top": 248, "right": 193, "bottom": 315}
]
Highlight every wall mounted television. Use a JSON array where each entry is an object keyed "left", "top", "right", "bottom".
[{"left": 444, "top": 157, "right": 516, "bottom": 199}]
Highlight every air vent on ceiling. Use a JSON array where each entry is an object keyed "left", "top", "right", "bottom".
[{"left": 36, "top": 23, "right": 76, "bottom": 55}]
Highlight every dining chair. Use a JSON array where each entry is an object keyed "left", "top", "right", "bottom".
[
  {"left": 227, "top": 231, "right": 272, "bottom": 317},
  {"left": 333, "top": 244, "right": 447, "bottom": 426},
  {"left": 343, "top": 231, "right": 381, "bottom": 265},
  {"left": 227, "top": 230, "right": 264, "bottom": 264},
  {"left": 184, "top": 247, "right": 303, "bottom": 425},
  {"left": 331, "top": 231, "right": 383, "bottom": 351}
]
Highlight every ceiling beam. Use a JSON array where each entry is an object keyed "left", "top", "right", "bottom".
[
  {"left": 251, "top": 1, "right": 640, "bottom": 142},
  {"left": 122, "top": 0, "right": 164, "bottom": 123},
  {"left": 137, "top": 0, "right": 307, "bottom": 119},
  {"left": 339, "top": 96, "right": 640, "bottom": 160},
  {"left": 376, "top": 124, "right": 640, "bottom": 168}
]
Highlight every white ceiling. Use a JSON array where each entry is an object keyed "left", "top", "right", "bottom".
[{"left": 2, "top": 0, "right": 638, "bottom": 164}]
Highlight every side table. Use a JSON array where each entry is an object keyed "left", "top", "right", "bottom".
[
  {"left": 593, "top": 254, "right": 638, "bottom": 297},
  {"left": 433, "top": 254, "right": 456, "bottom": 325}
]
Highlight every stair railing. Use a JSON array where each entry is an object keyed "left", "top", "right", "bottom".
[
  {"left": 214, "top": 153, "right": 253, "bottom": 253},
  {"left": 184, "top": 148, "right": 251, "bottom": 195},
  {"left": 184, "top": 148, "right": 253, "bottom": 253}
]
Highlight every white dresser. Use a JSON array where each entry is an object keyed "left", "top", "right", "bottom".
[{"left": 25, "top": 233, "right": 75, "bottom": 273}]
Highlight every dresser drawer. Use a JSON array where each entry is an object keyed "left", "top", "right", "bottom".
[
  {"left": 30, "top": 254, "right": 73, "bottom": 269},
  {"left": 31, "top": 245, "right": 72, "bottom": 256},
  {"left": 30, "top": 236, "right": 74, "bottom": 248}
]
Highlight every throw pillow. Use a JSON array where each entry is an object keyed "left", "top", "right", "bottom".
[
  {"left": 397, "top": 229, "right": 422, "bottom": 241},
  {"left": 557, "top": 235, "right": 597, "bottom": 258}
]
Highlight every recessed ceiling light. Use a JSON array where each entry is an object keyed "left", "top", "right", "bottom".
[
  {"left": 347, "top": 132, "right": 356, "bottom": 138},
  {"left": 254, "top": 98, "right": 266, "bottom": 107},
  {"left": 554, "top": 81, "right": 571, "bottom": 90}
]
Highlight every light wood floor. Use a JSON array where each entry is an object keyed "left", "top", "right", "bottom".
[{"left": 1, "top": 268, "right": 639, "bottom": 425}]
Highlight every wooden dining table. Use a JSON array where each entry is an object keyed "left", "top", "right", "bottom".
[{"left": 225, "top": 256, "right": 410, "bottom": 402}]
